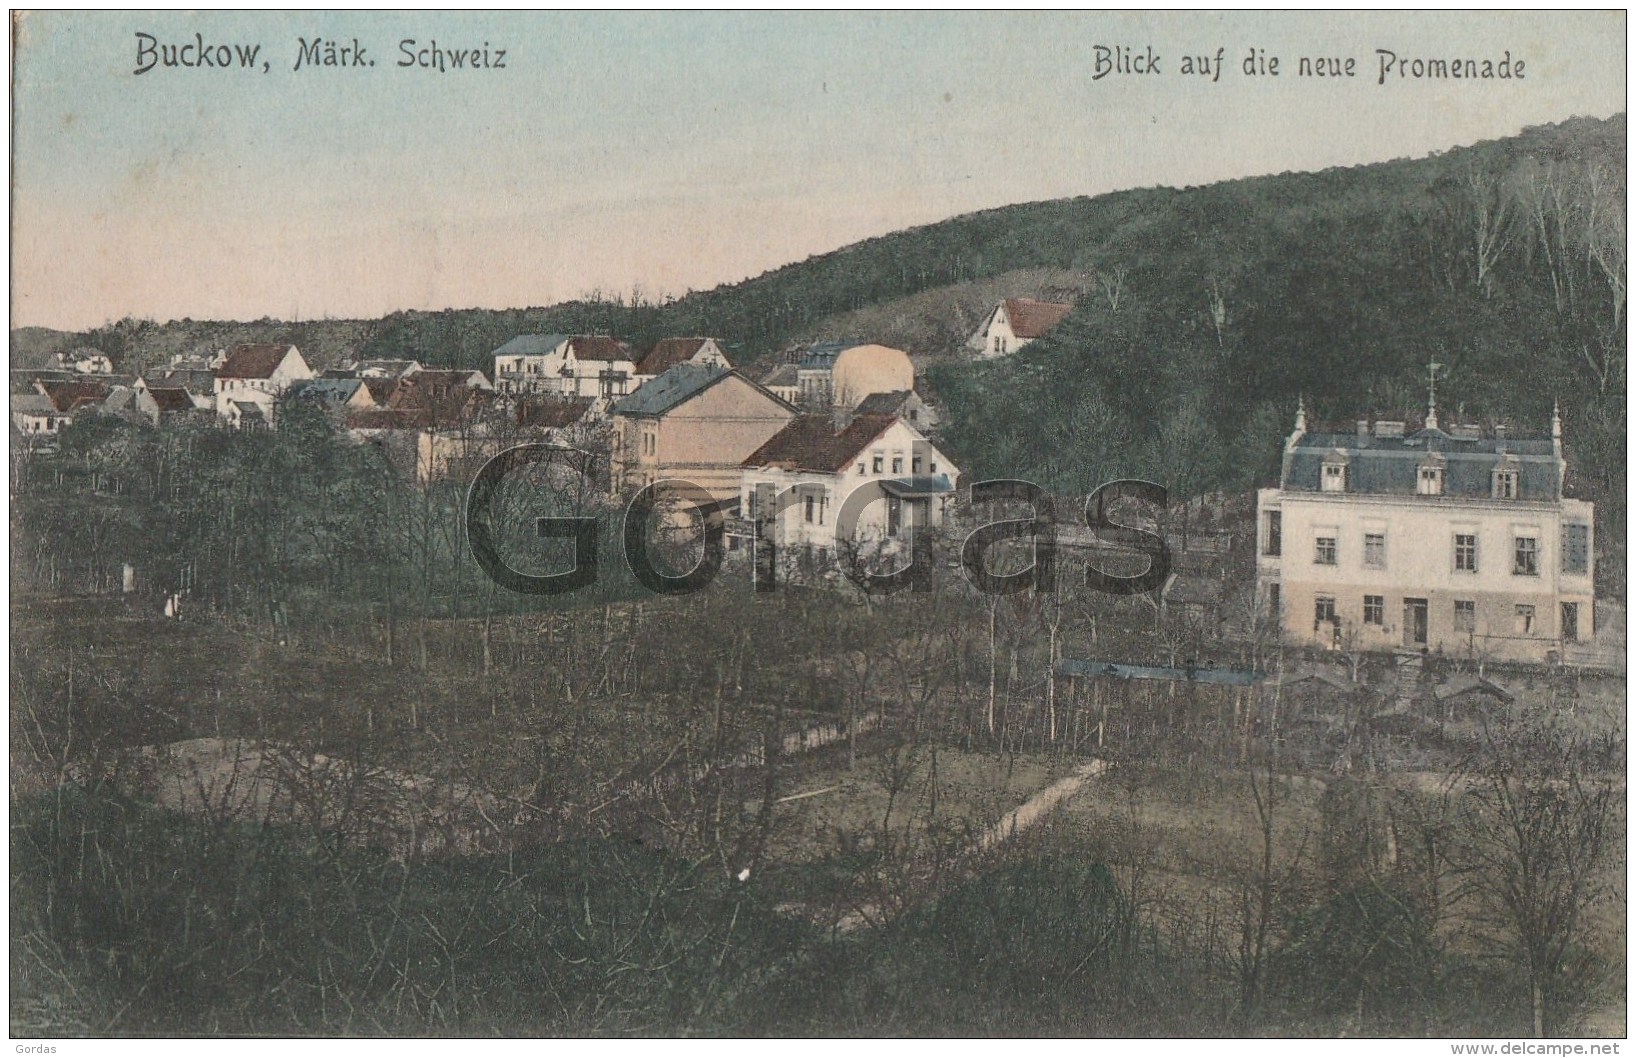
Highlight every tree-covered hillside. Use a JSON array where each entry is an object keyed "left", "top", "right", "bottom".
[{"left": 31, "top": 115, "right": 1626, "bottom": 546}]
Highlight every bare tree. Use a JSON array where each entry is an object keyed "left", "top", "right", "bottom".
[{"left": 1451, "top": 719, "right": 1619, "bottom": 1036}]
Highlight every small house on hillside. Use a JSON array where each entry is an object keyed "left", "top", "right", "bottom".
[{"left": 972, "top": 298, "right": 1073, "bottom": 358}]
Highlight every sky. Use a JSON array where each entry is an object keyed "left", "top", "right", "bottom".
[{"left": 9, "top": 10, "right": 1627, "bottom": 331}]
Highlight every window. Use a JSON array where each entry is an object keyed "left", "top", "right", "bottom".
[
  {"left": 857, "top": 462, "right": 865, "bottom": 475},
  {"left": 912, "top": 455, "right": 923, "bottom": 473},
  {"left": 1454, "top": 534, "right": 1478, "bottom": 572},
  {"left": 804, "top": 494, "right": 816, "bottom": 524},
  {"left": 1314, "top": 595, "right": 1338, "bottom": 628},
  {"left": 1263, "top": 511, "right": 1282, "bottom": 556},
  {"left": 1515, "top": 604, "right": 1536, "bottom": 635},
  {"left": 872, "top": 454, "right": 884, "bottom": 474},
  {"left": 747, "top": 489, "right": 759, "bottom": 519},
  {"left": 1563, "top": 523, "right": 1589, "bottom": 575},
  {"left": 1364, "top": 533, "right": 1386, "bottom": 569},
  {"left": 1454, "top": 600, "right": 1475, "bottom": 633},
  {"left": 1493, "top": 470, "right": 1518, "bottom": 499},
  {"left": 1267, "top": 583, "right": 1280, "bottom": 619},
  {"left": 891, "top": 456, "right": 903, "bottom": 474},
  {"left": 1513, "top": 536, "right": 1539, "bottom": 577},
  {"left": 909, "top": 409, "right": 919, "bottom": 422},
  {"left": 1314, "top": 536, "right": 1337, "bottom": 565},
  {"left": 1363, "top": 595, "right": 1384, "bottom": 625},
  {"left": 929, "top": 461, "right": 938, "bottom": 474},
  {"left": 1417, "top": 465, "right": 1444, "bottom": 496},
  {"left": 1322, "top": 462, "right": 1348, "bottom": 492}
]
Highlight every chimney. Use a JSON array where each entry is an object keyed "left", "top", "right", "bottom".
[{"left": 1355, "top": 419, "right": 1370, "bottom": 444}]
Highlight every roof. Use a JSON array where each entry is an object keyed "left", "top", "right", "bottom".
[
  {"left": 1002, "top": 298, "right": 1074, "bottom": 339},
  {"left": 39, "top": 379, "right": 110, "bottom": 412},
  {"left": 565, "top": 336, "right": 634, "bottom": 363},
  {"left": 1284, "top": 428, "right": 1561, "bottom": 500},
  {"left": 637, "top": 337, "right": 721, "bottom": 376},
  {"left": 853, "top": 390, "right": 914, "bottom": 416},
  {"left": 388, "top": 375, "right": 493, "bottom": 428},
  {"left": 760, "top": 363, "right": 801, "bottom": 388},
  {"left": 361, "top": 377, "right": 399, "bottom": 404},
  {"left": 879, "top": 474, "right": 954, "bottom": 497},
  {"left": 146, "top": 386, "right": 196, "bottom": 412},
  {"left": 11, "top": 394, "right": 59, "bottom": 415},
  {"left": 492, "top": 334, "right": 568, "bottom": 359},
  {"left": 797, "top": 341, "right": 858, "bottom": 371},
  {"left": 516, "top": 396, "right": 595, "bottom": 430},
  {"left": 289, "top": 378, "right": 364, "bottom": 403},
  {"left": 742, "top": 414, "right": 899, "bottom": 473},
  {"left": 230, "top": 400, "right": 267, "bottom": 418},
  {"left": 217, "top": 343, "right": 297, "bottom": 379},
  {"left": 612, "top": 363, "right": 731, "bottom": 418}
]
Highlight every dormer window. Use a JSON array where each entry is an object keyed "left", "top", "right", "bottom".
[
  {"left": 1492, "top": 466, "right": 1519, "bottom": 500},
  {"left": 1417, "top": 460, "right": 1445, "bottom": 496},
  {"left": 1321, "top": 456, "right": 1349, "bottom": 493}
]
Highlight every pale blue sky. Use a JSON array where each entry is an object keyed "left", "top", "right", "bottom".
[{"left": 11, "top": 10, "right": 1626, "bottom": 330}]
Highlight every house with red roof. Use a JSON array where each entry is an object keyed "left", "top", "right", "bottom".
[
  {"left": 738, "top": 413, "right": 959, "bottom": 563},
  {"left": 633, "top": 337, "right": 730, "bottom": 385},
  {"left": 212, "top": 343, "right": 312, "bottom": 425},
  {"left": 972, "top": 298, "right": 1074, "bottom": 358}
]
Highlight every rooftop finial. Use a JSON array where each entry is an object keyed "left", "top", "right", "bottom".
[
  {"left": 1294, "top": 396, "right": 1307, "bottom": 434},
  {"left": 1425, "top": 361, "right": 1445, "bottom": 431},
  {"left": 1552, "top": 399, "right": 1562, "bottom": 442}
]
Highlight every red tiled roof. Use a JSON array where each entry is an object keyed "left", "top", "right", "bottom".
[
  {"left": 388, "top": 376, "right": 493, "bottom": 429},
  {"left": 742, "top": 414, "right": 898, "bottom": 473},
  {"left": 146, "top": 386, "right": 195, "bottom": 412},
  {"left": 39, "top": 379, "right": 110, "bottom": 412},
  {"left": 217, "top": 343, "right": 297, "bottom": 379},
  {"left": 1003, "top": 298, "right": 1073, "bottom": 339},
  {"left": 637, "top": 338, "right": 719, "bottom": 376},
  {"left": 516, "top": 396, "right": 594, "bottom": 430},
  {"left": 565, "top": 336, "right": 633, "bottom": 363}
]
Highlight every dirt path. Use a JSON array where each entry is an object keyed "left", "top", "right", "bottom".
[{"left": 972, "top": 759, "right": 1108, "bottom": 854}]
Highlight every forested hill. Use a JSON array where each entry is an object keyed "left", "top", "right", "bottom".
[{"left": 21, "top": 115, "right": 1626, "bottom": 532}]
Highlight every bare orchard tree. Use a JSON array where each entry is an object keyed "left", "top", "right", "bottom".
[{"left": 1449, "top": 718, "right": 1620, "bottom": 1037}]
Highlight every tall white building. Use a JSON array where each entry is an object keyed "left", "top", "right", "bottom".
[{"left": 1256, "top": 396, "right": 1595, "bottom": 665}]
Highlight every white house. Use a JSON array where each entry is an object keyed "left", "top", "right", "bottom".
[
  {"left": 1256, "top": 398, "right": 1597, "bottom": 666},
  {"left": 738, "top": 413, "right": 960, "bottom": 564},
  {"left": 491, "top": 335, "right": 639, "bottom": 398},
  {"left": 972, "top": 298, "right": 1073, "bottom": 358},
  {"left": 212, "top": 343, "right": 312, "bottom": 425}
]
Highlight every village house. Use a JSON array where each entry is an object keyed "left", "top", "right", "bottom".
[
  {"left": 759, "top": 362, "right": 801, "bottom": 405},
  {"left": 787, "top": 341, "right": 916, "bottom": 410},
  {"left": 134, "top": 384, "right": 204, "bottom": 427},
  {"left": 491, "top": 335, "right": 639, "bottom": 399},
  {"left": 1256, "top": 394, "right": 1597, "bottom": 666},
  {"left": 610, "top": 363, "right": 796, "bottom": 500},
  {"left": 10, "top": 393, "right": 71, "bottom": 437},
  {"left": 738, "top": 414, "right": 960, "bottom": 564},
  {"left": 416, "top": 395, "right": 600, "bottom": 485},
  {"left": 212, "top": 343, "right": 313, "bottom": 425},
  {"left": 972, "top": 297, "right": 1074, "bottom": 358},
  {"left": 633, "top": 337, "right": 731, "bottom": 384},
  {"left": 55, "top": 348, "right": 115, "bottom": 374},
  {"left": 285, "top": 377, "right": 377, "bottom": 416},
  {"left": 849, "top": 389, "right": 939, "bottom": 434}
]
